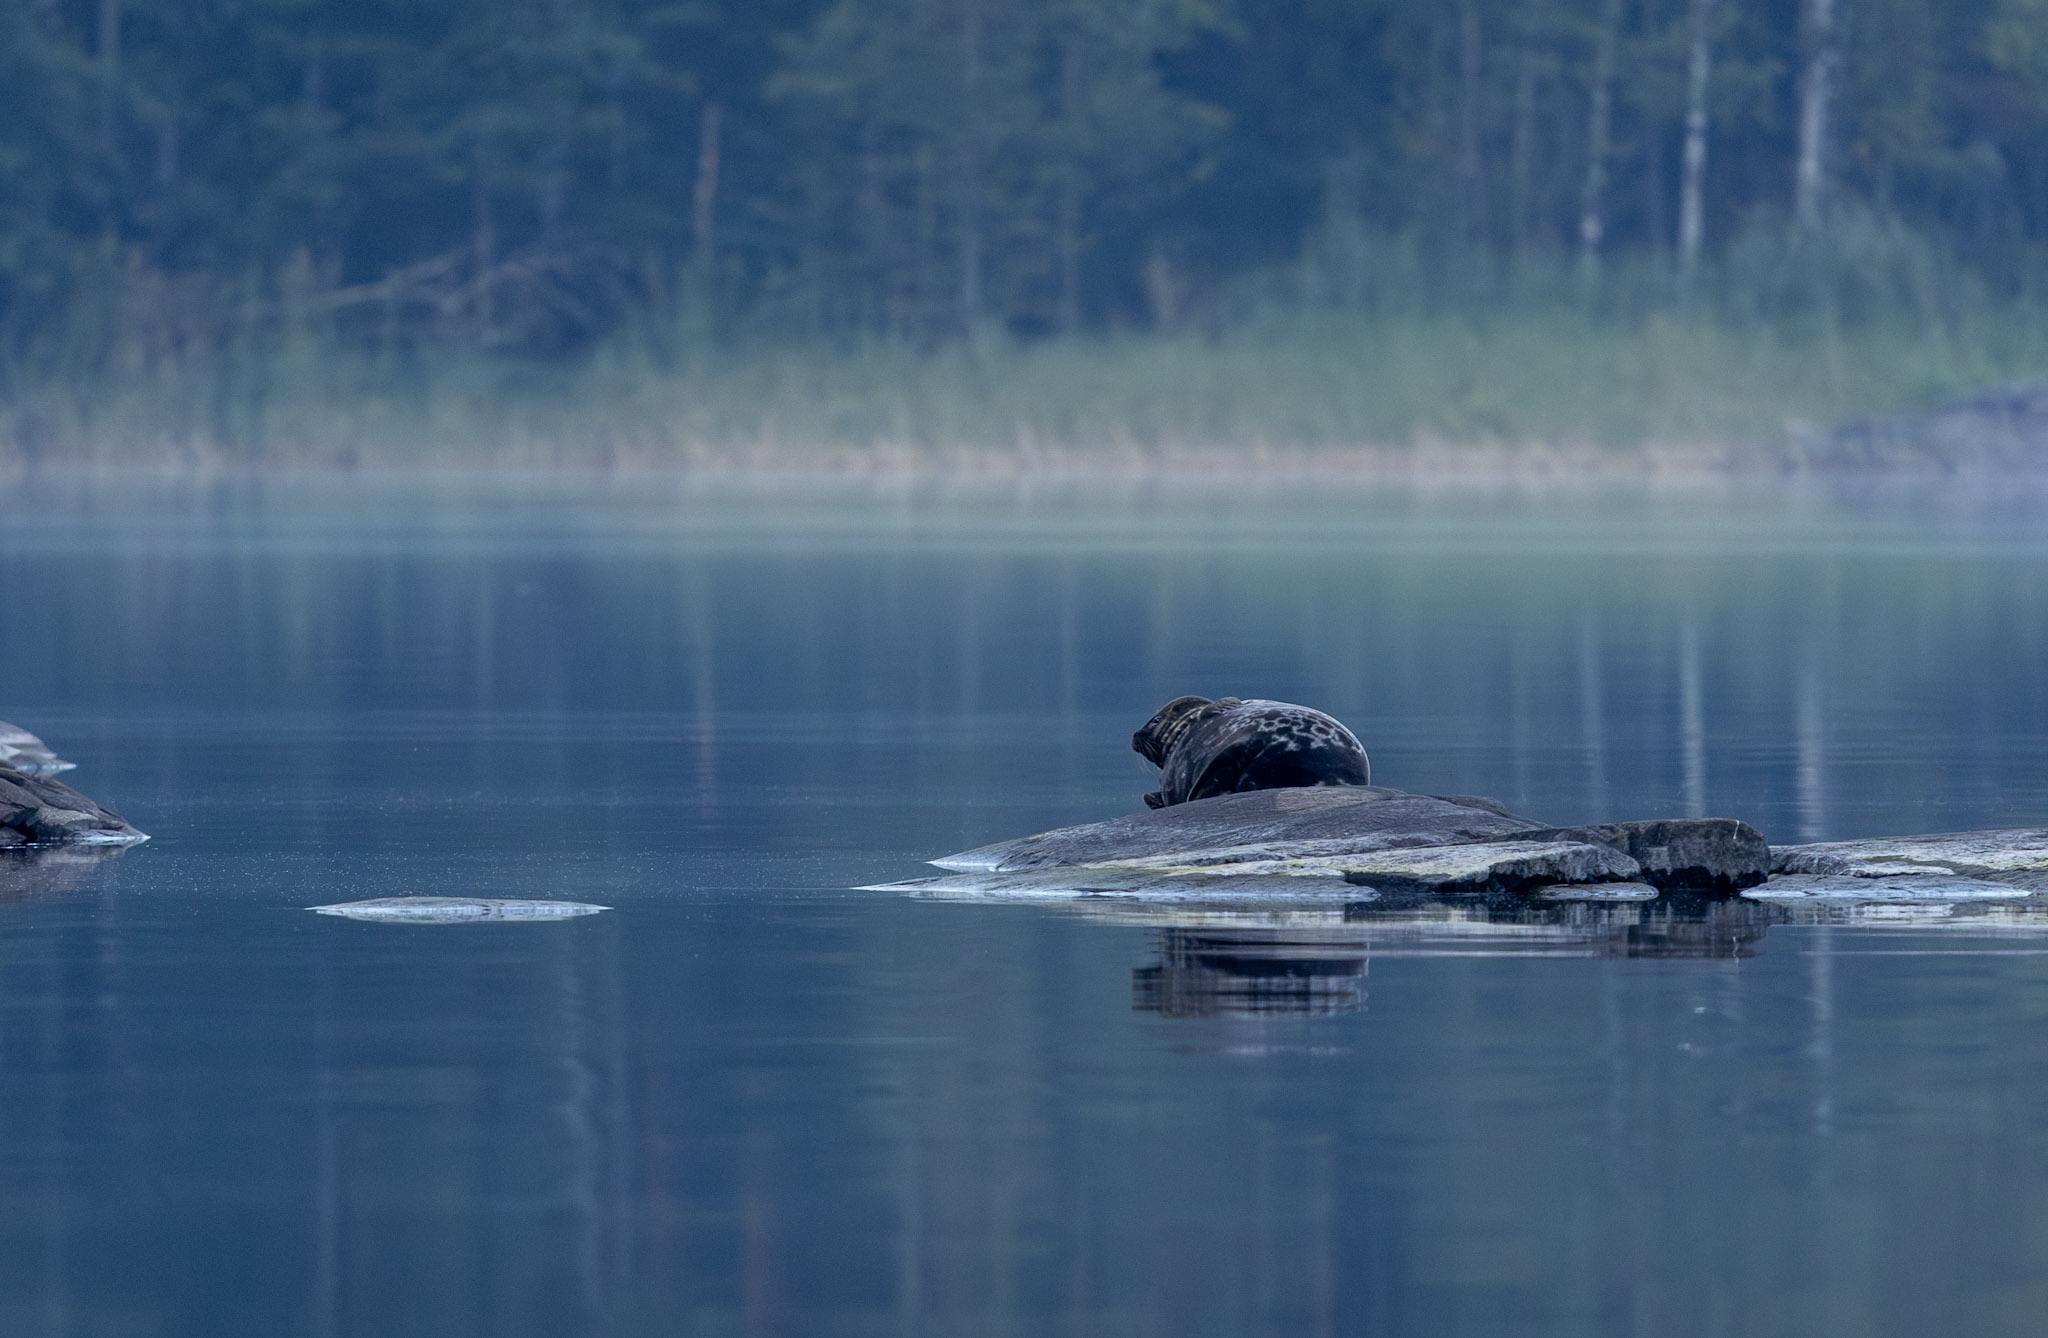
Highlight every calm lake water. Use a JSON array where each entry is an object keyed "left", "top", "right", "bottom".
[{"left": 4, "top": 475, "right": 2048, "bottom": 1337}]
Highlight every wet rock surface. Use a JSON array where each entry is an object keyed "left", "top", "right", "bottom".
[
  {"left": 895, "top": 789, "right": 2048, "bottom": 910},
  {"left": 1517, "top": 818, "right": 1770, "bottom": 893},
  {"left": 0, "top": 765, "right": 148, "bottom": 846},
  {"left": 309, "top": 897, "right": 610, "bottom": 923},
  {"left": 1332, "top": 840, "right": 1643, "bottom": 896},
  {"left": 1769, "top": 829, "right": 2048, "bottom": 891},
  {"left": 1747, "top": 873, "right": 2028, "bottom": 902},
  {"left": 933, "top": 787, "right": 1546, "bottom": 872}
]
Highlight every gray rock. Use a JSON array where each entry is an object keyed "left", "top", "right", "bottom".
[
  {"left": 0, "top": 765, "right": 148, "bottom": 846},
  {"left": 860, "top": 868, "right": 1365, "bottom": 903},
  {"left": 309, "top": 897, "right": 610, "bottom": 923},
  {"left": 1770, "top": 829, "right": 2048, "bottom": 891},
  {"left": 879, "top": 837, "right": 1640, "bottom": 901},
  {"left": 0, "top": 721, "right": 75, "bottom": 776},
  {"left": 1745, "top": 874, "right": 2032, "bottom": 903},
  {"left": 1803, "top": 382, "right": 2048, "bottom": 472},
  {"left": 1536, "top": 882, "right": 1661, "bottom": 901},
  {"left": 1516, "top": 818, "right": 1770, "bottom": 893},
  {"left": 1332, "top": 840, "right": 1642, "bottom": 896},
  {"left": 933, "top": 787, "right": 1545, "bottom": 872}
]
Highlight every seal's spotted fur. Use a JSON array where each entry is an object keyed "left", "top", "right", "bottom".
[{"left": 1132, "top": 696, "right": 1371, "bottom": 809}]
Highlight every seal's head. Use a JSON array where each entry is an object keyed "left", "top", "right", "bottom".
[{"left": 1132, "top": 695, "right": 1215, "bottom": 767}]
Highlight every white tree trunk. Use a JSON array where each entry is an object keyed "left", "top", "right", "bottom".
[
  {"left": 1794, "top": 0, "right": 1839, "bottom": 231},
  {"left": 692, "top": 102, "right": 724, "bottom": 268},
  {"left": 1457, "top": 0, "right": 1489, "bottom": 246},
  {"left": 1508, "top": 45, "right": 1538, "bottom": 254},
  {"left": 1677, "top": 0, "right": 1713, "bottom": 292},
  {"left": 956, "top": 0, "right": 985, "bottom": 338},
  {"left": 97, "top": 0, "right": 122, "bottom": 157},
  {"left": 1577, "top": 0, "right": 1621, "bottom": 281}
]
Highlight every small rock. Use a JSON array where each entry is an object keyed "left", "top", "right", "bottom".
[
  {"left": 0, "top": 721, "right": 75, "bottom": 776},
  {"left": 0, "top": 766, "right": 147, "bottom": 846},
  {"left": 1744, "top": 874, "right": 2030, "bottom": 903},
  {"left": 1536, "top": 882, "right": 1661, "bottom": 901},
  {"left": 308, "top": 897, "right": 610, "bottom": 923}
]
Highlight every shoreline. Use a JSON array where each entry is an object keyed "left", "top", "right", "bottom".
[{"left": 4, "top": 434, "right": 2046, "bottom": 486}]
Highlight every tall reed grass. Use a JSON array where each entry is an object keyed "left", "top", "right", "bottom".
[{"left": 6, "top": 211, "right": 2048, "bottom": 471}]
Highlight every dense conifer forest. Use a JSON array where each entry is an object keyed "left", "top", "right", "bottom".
[{"left": 7, "top": 0, "right": 2048, "bottom": 463}]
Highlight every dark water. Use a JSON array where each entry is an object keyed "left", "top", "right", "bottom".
[{"left": 4, "top": 476, "right": 2048, "bottom": 1337}]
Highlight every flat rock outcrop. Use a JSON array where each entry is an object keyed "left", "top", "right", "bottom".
[
  {"left": 876, "top": 788, "right": 1771, "bottom": 901},
  {"left": 0, "top": 765, "right": 148, "bottom": 846},
  {"left": 932, "top": 788, "right": 1546, "bottom": 872},
  {"left": 1769, "top": 829, "right": 2048, "bottom": 889},
  {"left": 0, "top": 721, "right": 74, "bottom": 776},
  {"left": 878, "top": 789, "right": 2048, "bottom": 909}
]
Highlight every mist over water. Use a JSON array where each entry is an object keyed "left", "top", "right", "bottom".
[{"left": 4, "top": 477, "right": 2048, "bottom": 1336}]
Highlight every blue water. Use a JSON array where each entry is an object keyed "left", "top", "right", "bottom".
[{"left": 4, "top": 476, "right": 2048, "bottom": 1336}]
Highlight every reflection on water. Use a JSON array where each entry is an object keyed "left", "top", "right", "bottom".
[
  {"left": 1130, "top": 895, "right": 1783, "bottom": 1016},
  {"left": 0, "top": 845, "right": 133, "bottom": 901},
  {"left": 1123, "top": 893, "right": 2048, "bottom": 1015},
  {"left": 5, "top": 480, "right": 2048, "bottom": 1337},
  {"left": 1137, "top": 927, "right": 1373, "bottom": 1016}
]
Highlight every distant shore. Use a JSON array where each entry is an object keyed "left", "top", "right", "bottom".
[
  {"left": 0, "top": 427, "right": 2038, "bottom": 482},
  {"left": 7, "top": 315, "right": 2048, "bottom": 480}
]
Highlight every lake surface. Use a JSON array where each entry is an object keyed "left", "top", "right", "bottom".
[{"left": 4, "top": 475, "right": 2048, "bottom": 1337}]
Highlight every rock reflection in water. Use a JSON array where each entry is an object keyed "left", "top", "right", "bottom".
[
  {"left": 1135, "top": 927, "right": 1372, "bottom": 1017},
  {"left": 0, "top": 845, "right": 132, "bottom": 902},
  {"left": 1130, "top": 896, "right": 1784, "bottom": 1017}
]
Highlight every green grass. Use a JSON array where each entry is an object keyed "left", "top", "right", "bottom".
[{"left": 7, "top": 304, "right": 2048, "bottom": 471}]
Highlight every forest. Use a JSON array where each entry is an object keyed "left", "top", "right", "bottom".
[{"left": 7, "top": 0, "right": 2048, "bottom": 463}]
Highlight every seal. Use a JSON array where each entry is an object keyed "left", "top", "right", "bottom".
[{"left": 1132, "top": 696, "right": 1371, "bottom": 809}]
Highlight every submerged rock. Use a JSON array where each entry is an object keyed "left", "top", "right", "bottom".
[
  {"left": 309, "top": 897, "right": 610, "bottom": 923},
  {"left": 0, "top": 722, "right": 74, "bottom": 776},
  {"left": 0, "top": 765, "right": 148, "bottom": 846}
]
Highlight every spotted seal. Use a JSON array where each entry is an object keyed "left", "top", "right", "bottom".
[{"left": 1132, "top": 696, "right": 1372, "bottom": 809}]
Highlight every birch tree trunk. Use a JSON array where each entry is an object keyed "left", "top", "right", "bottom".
[
  {"left": 857, "top": 116, "right": 884, "bottom": 333},
  {"left": 1056, "top": 32, "right": 1083, "bottom": 334},
  {"left": 1508, "top": 44, "right": 1538, "bottom": 255},
  {"left": 1794, "top": 0, "right": 1839, "bottom": 231},
  {"left": 692, "top": 102, "right": 724, "bottom": 273},
  {"left": 1576, "top": 0, "right": 1621, "bottom": 281},
  {"left": 956, "top": 0, "right": 985, "bottom": 339},
  {"left": 1456, "top": 0, "right": 1489, "bottom": 246},
  {"left": 97, "top": 0, "right": 122, "bottom": 158},
  {"left": 1677, "top": 0, "right": 1713, "bottom": 295}
]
